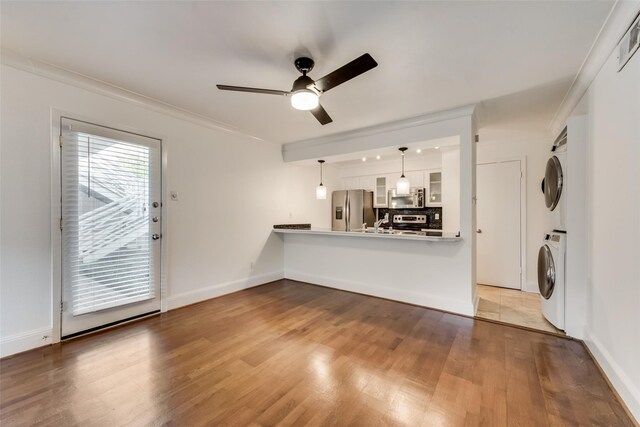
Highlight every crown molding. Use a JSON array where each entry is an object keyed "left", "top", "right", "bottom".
[
  {"left": 0, "top": 48, "right": 268, "bottom": 143},
  {"left": 549, "top": 1, "right": 640, "bottom": 136}
]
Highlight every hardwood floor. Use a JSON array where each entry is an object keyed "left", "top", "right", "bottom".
[{"left": 1, "top": 280, "right": 634, "bottom": 426}]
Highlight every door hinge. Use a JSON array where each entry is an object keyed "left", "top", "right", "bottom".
[
  {"left": 61, "top": 301, "right": 67, "bottom": 312},
  {"left": 60, "top": 217, "right": 63, "bottom": 231},
  {"left": 474, "top": 134, "right": 479, "bottom": 143},
  {"left": 59, "top": 135, "right": 63, "bottom": 147}
]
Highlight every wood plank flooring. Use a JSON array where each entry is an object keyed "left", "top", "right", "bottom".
[{"left": 0, "top": 280, "right": 634, "bottom": 426}]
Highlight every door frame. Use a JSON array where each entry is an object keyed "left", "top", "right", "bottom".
[
  {"left": 50, "top": 109, "right": 169, "bottom": 343},
  {"left": 475, "top": 155, "right": 527, "bottom": 291}
]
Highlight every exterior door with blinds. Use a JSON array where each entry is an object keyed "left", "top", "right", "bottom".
[{"left": 60, "top": 118, "right": 162, "bottom": 338}]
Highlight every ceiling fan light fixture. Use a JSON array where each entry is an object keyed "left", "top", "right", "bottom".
[{"left": 291, "top": 89, "right": 319, "bottom": 111}]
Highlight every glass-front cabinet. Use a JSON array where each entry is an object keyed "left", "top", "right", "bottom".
[
  {"left": 374, "top": 176, "right": 388, "bottom": 207},
  {"left": 427, "top": 171, "right": 442, "bottom": 206}
]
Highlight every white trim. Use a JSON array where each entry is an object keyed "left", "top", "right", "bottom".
[
  {"left": 584, "top": 330, "right": 640, "bottom": 423},
  {"left": 285, "top": 270, "right": 476, "bottom": 316},
  {"left": 523, "top": 281, "right": 539, "bottom": 294},
  {"left": 476, "top": 156, "right": 528, "bottom": 292},
  {"left": 0, "top": 328, "right": 53, "bottom": 358},
  {"left": 167, "top": 271, "right": 284, "bottom": 310},
  {"left": 1, "top": 49, "right": 266, "bottom": 143},
  {"left": 549, "top": 1, "right": 640, "bottom": 136}
]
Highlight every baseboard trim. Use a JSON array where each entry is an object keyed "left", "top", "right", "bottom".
[
  {"left": 523, "top": 281, "right": 540, "bottom": 294},
  {"left": 584, "top": 330, "right": 640, "bottom": 424},
  {"left": 166, "top": 271, "right": 284, "bottom": 310},
  {"left": 285, "top": 270, "right": 475, "bottom": 316},
  {"left": 0, "top": 327, "right": 53, "bottom": 358}
]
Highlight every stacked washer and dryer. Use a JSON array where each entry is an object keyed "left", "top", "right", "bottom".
[{"left": 539, "top": 128, "right": 568, "bottom": 330}]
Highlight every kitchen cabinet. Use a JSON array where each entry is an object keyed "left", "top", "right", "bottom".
[
  {"left": 407, "top": 171, "right": 424, "bottom": 188},
  {"left": 373, "top": 176, "right": 388, "bottom": 207},
  {"left": 427, "top": 171, "right": 442, "bottom": 206}
]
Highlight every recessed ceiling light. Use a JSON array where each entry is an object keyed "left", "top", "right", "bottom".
[
  {"left": 434, "top": 146, "right": 440, "bottom": 150},
  {"left": 376, "top": 155, "right": 381, "bottom": 160},
  {"left": 416, "top": 149, "right": 422, "bottom": 154},
  {"left": 362, "top": 157, "right": 366, "bottom": 162}
]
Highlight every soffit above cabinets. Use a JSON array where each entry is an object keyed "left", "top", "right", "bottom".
[{"left": 1, "top": 1, "right": 614, "bottom": 143}]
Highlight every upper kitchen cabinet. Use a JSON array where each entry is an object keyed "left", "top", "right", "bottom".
[
  {"left": 373, "top": 176, "right": 388, "bottom": 208},
  {"left": 407, "top": 171, "right": 424, "bottom": 188},
  {"left": 427, "top": 171, "right": 442, "bottom": 206}
]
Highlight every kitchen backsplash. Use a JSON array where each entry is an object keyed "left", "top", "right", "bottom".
[{"left": 377, "top": 207, "right": 442, "bottom": 230}]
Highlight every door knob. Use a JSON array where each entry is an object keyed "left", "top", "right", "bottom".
[
  {"left": 152, "top": 216, "right": 159, "bottom": 222},
  {"left": 152, "top": 202, "right": 159, "bottom": 208},
  {"left": 476, "top": 229, "right": 482, "bottom": 233},
  {"left": 152, "top": 233, "right": 161, "bottom": 240}
]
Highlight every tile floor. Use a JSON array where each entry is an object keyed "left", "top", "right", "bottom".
[{"left": 476, "top": 284, "right": 563, "bottom": 334}]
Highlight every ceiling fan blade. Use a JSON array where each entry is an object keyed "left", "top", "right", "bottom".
[
  {"left": 311, "top": 53, "right": 378, "bottom": 93},
  {"left": 216, "top": 85, "right": 289, "bottom": 96},
  {"left": 310, "top": 104, "right": 333, "bottom": 125}
]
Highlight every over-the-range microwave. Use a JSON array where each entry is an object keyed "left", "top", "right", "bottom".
[{"left": 388, "top": 188, "right": 425, "bottom": 209}]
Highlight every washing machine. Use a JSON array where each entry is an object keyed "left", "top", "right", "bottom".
[
  {"left": 538, "top": 231, "right": 566, "bottom": 330},
  {"left": 543, "top": 127, "right": 567, "bottom": 231}
]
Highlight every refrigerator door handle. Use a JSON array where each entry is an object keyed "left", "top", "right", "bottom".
[{"left": 345, "top": 191, "right": 350, "bottom": 231}]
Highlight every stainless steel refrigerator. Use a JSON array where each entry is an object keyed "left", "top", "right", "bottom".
[{"left": 332, "top": 190, "right": 375, "bottom": 231}]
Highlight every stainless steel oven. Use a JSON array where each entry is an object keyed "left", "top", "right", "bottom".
[{"left": 388, "top": 188, "right": 425, "bottom": 209}]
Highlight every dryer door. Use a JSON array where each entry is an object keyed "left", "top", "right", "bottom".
[
  {"left": 544, "top": 156, "right": 563, "bottom": 211},
  {"left": 538, "top": 245, "right": 556, "bottom": 299}
]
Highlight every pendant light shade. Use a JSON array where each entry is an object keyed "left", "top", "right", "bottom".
[
  {"left": 316, "top": 160, "right": 327, "bottom": 200},
  {"left": 396, "top": 147, "right": 410, "bottom": 195}
]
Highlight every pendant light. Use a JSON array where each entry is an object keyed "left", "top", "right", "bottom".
[
  {"left": 396, "top": 147, "right": 410, "bottom": 195},
  {"left": 316, "top": 160, "right": 327, "bottom": 199}
]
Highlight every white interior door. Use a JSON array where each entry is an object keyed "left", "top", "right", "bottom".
[
  {"left": 476, "top": 160, "right": 521, "bottom": 289},
  {"left": 60, "top": 118, "right": 162, "bottom": 338}
]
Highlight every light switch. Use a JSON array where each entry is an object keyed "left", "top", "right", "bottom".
[{"left": 170, "top": 191, "right": 179, "bottom": 201}]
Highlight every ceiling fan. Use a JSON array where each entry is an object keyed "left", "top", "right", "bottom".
[{"left": 217, "top": 53, "right": 378, "bottom": 125}]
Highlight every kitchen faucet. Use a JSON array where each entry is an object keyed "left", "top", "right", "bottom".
[{"left": 374, "top": 213, "right": 389, "bottom": 231}]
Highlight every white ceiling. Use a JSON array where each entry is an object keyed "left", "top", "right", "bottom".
[{"left": 1, "top": 1, "right": 613, "bottom": 144}]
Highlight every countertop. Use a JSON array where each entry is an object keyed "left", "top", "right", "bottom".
[{"left": 273, "top": 228, "right": 462, "bottom": 242}]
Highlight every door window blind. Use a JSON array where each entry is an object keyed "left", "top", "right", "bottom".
[{"left": 62, "top": 124, "right": 158, "bottom": 316}]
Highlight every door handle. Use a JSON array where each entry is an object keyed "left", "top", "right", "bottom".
[
  {"left": 476, "top": 229, "right": 482, "bottom": 233},
  {"left": 152, "top": 233, "right": 161, "bottom": 240}
]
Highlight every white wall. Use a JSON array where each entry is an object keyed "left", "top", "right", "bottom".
[
  {"left": 577, "top": 45, "right": 640, "bottom": 421},
  {"left": 283, "top": 233, "right": 475, "bottom": 315},
  {"left": 0, "top": 64, "right": 327, "bottom": 356},
  {"left": 476, "top": 129, "right": 552, "bottom": 293},
  {"left": 441, "top": 147, "right": 460, "bottom": 234}
]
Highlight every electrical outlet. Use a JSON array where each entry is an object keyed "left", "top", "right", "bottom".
[{"left": 170, "top": 191, "right": 179, "bottom": 201}]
